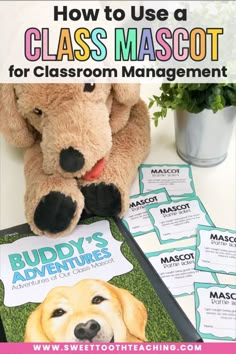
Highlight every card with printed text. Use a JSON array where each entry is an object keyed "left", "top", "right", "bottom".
[
  {"left": 122, "top": 188, "right": 170, "bottom": 237},
  {"left": 195, "top": 225, "right": 236, "bottom": 276},
  {"left": 139, "top": 164, "right": 195, "bottom": 197},
  {"left": 146, "top": 247, "right": 218, "bottom": 297},
  {"left": 194, "top": 283, "right": 236, "bottom": 341},
  {"left": 147, "top": 197, "right": 214, "bottom": 244}
]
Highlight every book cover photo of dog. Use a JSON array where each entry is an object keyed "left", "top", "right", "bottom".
[{"left": 0, "top": 217, "right": 201, "bottom": 343}]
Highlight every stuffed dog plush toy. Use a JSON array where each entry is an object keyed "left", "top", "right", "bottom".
[
  {"left": 24, "top": 279, "right": 148, "bottom": 342},
  {"left": 0, "top": 84, "right": 150, "bottom": 237}
]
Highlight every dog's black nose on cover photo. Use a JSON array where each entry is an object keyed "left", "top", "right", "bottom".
[
  {"left": 60, "top": 147, "right": 85, "bottom": 172},
  {"left": 74, "top": 320, "right": 101, "bottom": 340}
]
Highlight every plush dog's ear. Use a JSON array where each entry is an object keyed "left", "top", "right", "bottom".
[
  {"left": 116, "top": 286, "right": 147, "bottom": 341},
  {"left": 110, "top": 84, "right": 140, "bottom": 133},
  {"left": 24, "top": 304, "right": 50, "bottom": 342},
  {"left": 112, "top": 84, "right": 140, "bottom": 106},
  {"left": 0, "top": 84, "right": 34, "bottom": 147}
]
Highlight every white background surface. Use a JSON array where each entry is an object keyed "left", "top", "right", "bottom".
[{"left": 0, "top": 84, "right": 235, "bottom": 339}]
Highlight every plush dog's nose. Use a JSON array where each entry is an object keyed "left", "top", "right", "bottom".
[
  {"left": 74, "top": 320, "right": 101, "bottom": 340},
  {"left": 60, "top": 147, "right": 85, "bottom": 172}
]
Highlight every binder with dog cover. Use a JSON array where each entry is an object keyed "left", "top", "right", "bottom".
[{"left": 0, "top": 217, "right": 202, "bottom": 343}]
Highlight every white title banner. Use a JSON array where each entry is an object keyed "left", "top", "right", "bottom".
[{"left": 0, "top": 1, "right": 235, "bottom": 83}]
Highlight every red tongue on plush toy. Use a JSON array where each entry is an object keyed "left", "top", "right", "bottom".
[{"left": 83, "top": 158, "right": 105, "bottom": 181}]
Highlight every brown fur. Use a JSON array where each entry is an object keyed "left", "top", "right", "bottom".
[
  {"left": 24, "top": 279, "right": 148, "bottom": 342},
  {"left": 0, "top": 84, "right": 150, "bottom": 237}
]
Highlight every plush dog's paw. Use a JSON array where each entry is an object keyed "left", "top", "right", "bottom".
[
  {"left": 34, "top": 192, "right": 77, "bottom": 233},
  {"left": 81, "top": 183, "right": 121, "bottom": 216}
]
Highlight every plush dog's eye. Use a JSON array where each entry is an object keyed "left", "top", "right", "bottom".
[
  {"left": 51, "top": 308, "right": 66, "bottom": 318},
  {"left": 83, "top": 83, "right": 95, "bottom": 93},
  {"left": 33, "top": 107, "right": 43, "bottom": 116},
  {"left": 92, "top": 296, "right": 106, "bottom": 305}
]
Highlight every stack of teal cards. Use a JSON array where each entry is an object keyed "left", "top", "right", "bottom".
[{"left": 122, "top": 164, "right": 236, "bottom": 342}]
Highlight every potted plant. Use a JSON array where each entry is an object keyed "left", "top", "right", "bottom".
[{"left": 149, "top": 84, "right": 236, "bottom": 167}]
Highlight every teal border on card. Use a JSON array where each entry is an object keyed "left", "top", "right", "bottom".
[
  {"left": 195, "top": 225, "right": 236, "bottom": 276},
  {"left": 139, "top": 163, "right": 196, "bottom": 197},
  {"left": 194, "top": 283, "right": 236, "bottom": 341},
  {"left": 146, "top": 197, "right": 214, "bottom": 244},
  {"left": 146, "top": 247, "right": 218, "bottom": 297},
  {"left": 122, "top": 188, "right": 171, "bottom": 237}
]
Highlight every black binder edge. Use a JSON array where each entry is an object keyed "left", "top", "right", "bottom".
[
  {"left": 0, "top": 219, "right": 203, "bottom": 343},
  {"left": 114, "top": 217, "right": 203, "bottom": 343}
]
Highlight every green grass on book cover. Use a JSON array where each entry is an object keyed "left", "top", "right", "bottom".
[{"left": 0, "top": 217, "right": 182, "bottom": 342}]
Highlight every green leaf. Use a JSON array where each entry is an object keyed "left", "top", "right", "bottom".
[
  {"left": 148, "top": 99, "right": 155, "bottom": 109},
  {"left": 149, "top": 83, "right": 236, "bottom": 122}
]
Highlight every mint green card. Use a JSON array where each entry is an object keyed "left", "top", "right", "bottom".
[
  {"left": 196, "top": 225, "right": 236, "bottom": 276},
  {"left": 194, "top": 283, "right": 236, "bottom": 341},
  {"left": 147, "top": 197, "right": 214, "bottom": 244},
  {"left": 122, "top": 188, "right": 170, "bottom": 237},
  {"left": 146, "top": 247, "right": 218, "bottom": 297},
  {"left": 139, "top": 164, "right": 195, "bottom": 197}
]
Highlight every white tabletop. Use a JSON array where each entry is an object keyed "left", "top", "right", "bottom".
[{"left": 0, "top": 83, "right": 235, "bottom": 339}]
